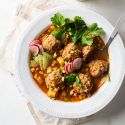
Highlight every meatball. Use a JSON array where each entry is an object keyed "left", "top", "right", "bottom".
[
  {"left": 70, "top": 73, "right": 92, "bottom": 96},
  {"left": 82, "top": 44, "right": 95, "bottom": 61},
  {"left": 45, "top": 70, "right": 63, "bottom": 88},
  {"left": 89, "top": 60, "right": 109, "bottom": 77},
  {"left": 62, "top": 43, "right": 82, "bottom": 61},
  {"left": 45, "top": 70, "right": 64, "bottom": 98},
  {"left": 42, "top": 34, "right": 61, "bottom": 53}
]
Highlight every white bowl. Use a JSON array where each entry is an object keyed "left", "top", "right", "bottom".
[{"left": 16, "top": 6, "right": 125, "bottom": 118}]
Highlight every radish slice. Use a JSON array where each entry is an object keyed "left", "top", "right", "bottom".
[
  {"left": 69, "top": 63, "right": 74, "bottom": 73},
  {"left": 29, "top": 45, "right": 39, "bottom": 56},
  {"left": 73, "top": 58, "right": 83, "bottom": 70},
  {"left": 29, "top": 40, "right": 40, "bottom": 46},
  {"left": 33, "top": 44, "right": 44, "bottom": 52},
  {"left": 65, "top": 63, "right": 74, "bottom": 74},
  {"left": 65, "top": 64, "right": 69, "bottom": 74}
]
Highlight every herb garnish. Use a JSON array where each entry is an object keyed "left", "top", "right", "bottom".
[
  {"left": 64, "top": 73, "right": 83, "bottom": 88},
  {"left": 51, "top": 13, "right": 104, "bottom": 46},
  {"left": 64, "top": 73, "right": 77, "bottom": 85}
]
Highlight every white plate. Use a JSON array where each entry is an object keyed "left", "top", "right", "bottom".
[{"left": 16, "top": 6, "right": 125, "bottom": 118}]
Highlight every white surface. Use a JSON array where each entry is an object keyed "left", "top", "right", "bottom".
[
  {"left": 0, "top": 0, "right": 125, "bottom": 125},
  {"left": 16, "top": 6, "right": 125, "bottom": 118}
]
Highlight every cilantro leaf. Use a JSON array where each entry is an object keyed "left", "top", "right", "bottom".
[
  {"left": 51, "top": 28, "right": 64, "bottom": 40},
  {"left": 91, "top": 27, "right": 104, "bottom": 36},
  {"left": 69, "top": 16, "right": 87, "bottom": 43},
  {"left": 88, "top": 23, "right": 105, "bottom": 36},
  {"left": 64, "top": 73, "right": 77, "bottom": 85},
  {"left": 51, "top": 13, "right": 65, "bottom": 27},
  {"left": 50, "top": 13, "right": 105, "bottom": 46},
  {"left": 88, "top": 23, "right": 97, "bottom": 31},
  {"left": 81, "top": 35, "right": 93, "bottom": 46},
  {"left": 81, "top": 23, "right": 104, "bottom": 45},
  {"left": 75, "top": 76, "right": 83, "bottom": 88}
]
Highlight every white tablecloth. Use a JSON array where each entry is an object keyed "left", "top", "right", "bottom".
[{"left": 0, "top": 0, "right": 125, "bottom": 125}]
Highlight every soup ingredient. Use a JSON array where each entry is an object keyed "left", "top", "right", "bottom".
[
  {"left": 29, "top": 39, "right": 44, "bottom": 56},
  {"left": 82, "top": 44, "right": 95, "bottom": 61},
  {"left": 33, "top": 52, "right": 53, "bottom": 70},
  {"left": 57, "top": 57, "right": 64, "bottom": 66},
  {"left": 34, "top": 44, "right": 44, "bottom": 52},
  {"left": 30, "top": 60, "right": 38, "bottom": 67},
  {"left": 62, "top": 43, "right": 82, "bottom": 61},
  {"left": 65, "top": 16, "right": 87, "bottom": 44},
  {"left": 40, "top": 52, "right": 53, "bottom": 70},
  {"left": 64, "top": 63, "right": 74, "bottom": 74},
  {"left": 72, "top": 58, "right": 83, "bottom": 70},
  {"left": 70, "top": 73, "right": 92, "bottom": 96},
  {"left": 51, "top": 13, "right": 104, "bottom": 46},
  {"left": 42, "top": 34, "right": 61, "bottom": 52},
  {"left": 64, "top": 58, "right": 83, "bottom": 74},
  {"left": 29, "top": 39, "right": 40, "bottom": 46},
  {"left": 51, "top": 28, "right": 64, "bottom": 40},
  {"left": 45, "top": 70, "right": 63, "bottom": 87},
  {"left": 75, "top": 75, "right": 83, "bottom": 88},
  {"left": 81, "top": 23, "right": 104, "bottom": 46},
  {"left": 45, "top": 70, "right": 64, "bottom": 98},
  {"left": 89, "top": 60, "right": 109, "bottom": 77},
  {"left": 64, "top": 73, "right": 77, "bottom": 85},
  {"left": 47, "top": 87, "right": 58, "bottom": 98},
  {"left": 51, "top": 13, "right": 65, "bottom": 27},
  {"left": 29, "top": 45, "right": 39, "bottom": 56}
]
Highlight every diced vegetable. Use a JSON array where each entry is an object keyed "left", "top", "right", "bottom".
[
  {"left": 47, "top": 88, "right": 57, "bottom": 98},
  {"left": 47, "top": 66, "right": 53, "bottom": 73},
  {"left": 30, "top": 60, "right": 38, "bottom": 67},
  {"left": 57, "top": 57, "right": 64, "bottom": 66},
  {"left": 33, "top": 52, "right": 53, "bottom": 70}
]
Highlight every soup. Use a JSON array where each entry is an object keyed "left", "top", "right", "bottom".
[{"left": 29, "top": 13, "right": 109, "bottom": 102}]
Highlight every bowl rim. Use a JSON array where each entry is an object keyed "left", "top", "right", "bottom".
[{"left": 15, "top": 5, "right": 125, "bottom": 118}]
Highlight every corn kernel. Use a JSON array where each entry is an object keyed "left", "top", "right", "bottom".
[
  {"left": 31, "top": 68, "right": 35, "bottom": 72},
  {"left": 60, "top": 66, "right": 64, "bottom": 71},
  {"left": 34, "top": 74, "right": 38, "bottom": 79},
  {"left": 53, "top": 52, "right": 57, "bottom": 58},
  {"left": 53, "top": 67, "right": 58, "bottom": 71},
  {"left": 57, "top": 57, "right": 64, "bottom": 66},
  {"left": 61, "top": 77, "right": 64, "bottom": 82},
  {"left": 39, "top": 71, "right": 43, "bottom": 74},
  {"left": 36, "top": 68, "right": 39, "bottom": 71},
  {"left": 47, "top": 66, "right": 53, "bottom": 73},
  {"left": 44, "top": 74, "right": 48, "bottom": 77},
  {"left": 50, "top": 25, "right": 56, "bottom": 30},
  {"left": 59, "top": 50, "right": 63, "bottom": 55},
  {"left": 51, "top": 60, "right": 58, "bottom": 67}
]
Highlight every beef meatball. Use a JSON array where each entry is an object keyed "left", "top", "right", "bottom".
[
  {"left": 45, "top": 69, "right": 63, "bottom": 88},
  {"left": 42, "top": 34, "right": 61, "bottom": 53},
  {"left": 89, "top": 60, "right": 109, "bottom": 77},
  {"left": 62, "top": 43, "right": 82, "bottom": 61},
  {"left": 70, "top": 73, "right": 92, "bottom": 96},
  {"left": 45, "top": 70, "right": 64, "bottom": 98},
  {"left": 82, "top": 44, "right": 95, "bottom": 61}
]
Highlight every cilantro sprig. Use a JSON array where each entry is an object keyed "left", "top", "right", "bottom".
[
  {"left": 64, "top": 73, "right": 83, "bottom": 88},
  {"left": 51, "top": 13, "right": 105, "bottom": 46}
]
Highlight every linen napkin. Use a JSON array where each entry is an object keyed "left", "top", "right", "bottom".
[{"left": 0, "top": 0, "right": 93, "bottom": 124}]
